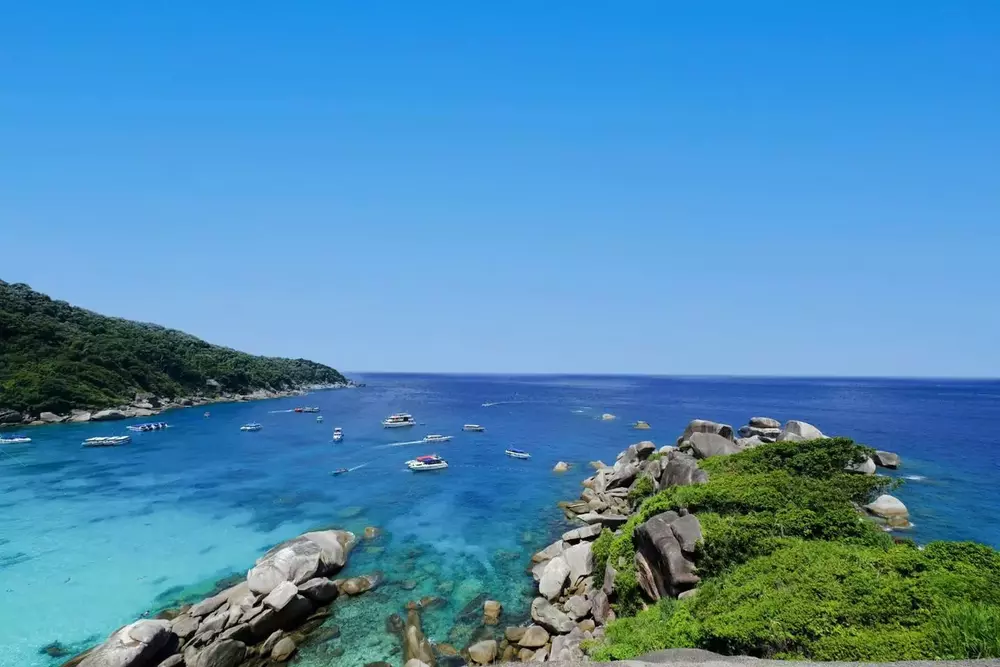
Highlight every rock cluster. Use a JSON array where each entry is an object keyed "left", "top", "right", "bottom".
[{"left": 64, "top": 529, "right": 360, "bottom": 667}]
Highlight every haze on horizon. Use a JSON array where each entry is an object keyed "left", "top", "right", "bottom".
[{"left": 2, "top": 3, "right": 998, "bottom": 378}]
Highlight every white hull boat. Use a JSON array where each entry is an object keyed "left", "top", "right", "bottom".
[
  {"left": 126, "top": 422, "right": 170, "bottom": 433},
  {"left": 463, "top": 424, "right": 485, "bottom": 432},
  {"left": 406, "top": 455, "right": 448, "bottom": 471},
  {"left": 505, "top": 448, "right": 531, "bottom": 459},
  {"left": 422, "top": 434, "right": 453, "bottom": 444},
  {"left": 333, "top": 428, "right": 343, "bottom": 442},
  {"left": 383, "top": 413, "right": 416, "bottom": 428},
  {"left": 83, "top": 435, "right": 131, "bottom": 447},
  {"left": 0, "top": 435, "right": 32, "bottom": 444},
  {"left": 240, "top": 423, "right": 263, "bottom": 432}
]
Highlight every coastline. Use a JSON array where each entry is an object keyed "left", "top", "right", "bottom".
[{"left": 0, "top": 381, "right": 358, "bottom": 428}]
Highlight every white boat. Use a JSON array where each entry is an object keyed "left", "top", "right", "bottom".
[
  {"left": 505, "top": 448, "right": 531, "bottom": 459},
  {"left": 301, "top": 407, "right": 320, "bottom": 413},
  {"left": 382, "top": 413, "right": 416, "bottom": 428},
  {"left": 463, "top": 424, "right": 486, "bottom": 432},
  {"left": 0, "top": 434, "right": 32, "bottom": 444},
  {"left": 406, "top": 455, "right": 449, "bottom": 471},
  {"left": 83, "top": 435, "right": 131, "bottom": 447},
  {"left": 240, "top": 423, "right": 263, "bottom": 432},
  {"left": 422, "top": 434, "right": 453, "bottom": 444},
  {"left": 126, "top": 422, "right": 170, "bottom": 433},
  {"left": 316, "top": 416, "right": 324, "bottom": 423},
  {"left": 333, "top": 427, "right": 343, "bottom": 442}
]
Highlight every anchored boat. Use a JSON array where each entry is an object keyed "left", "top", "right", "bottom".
[
  {"left": 505, "top": 448, "right": 531, "bottom": 459},
  {"left": 406, "top": 455, "right": 448, "bottom": 471},
  {"left": 0, "top": 434, "right": 32, "bottom": 444},
  {"left": 333, "top": 427, "right": 343, "bottom": 442},
  {"left": 383, "top": 413, "right": 416, "bottom": 428},
  {"left": 463, "top": 424, "right": 486, "bottom": 432},
  {"left": 126, "top": 422, "right": 170, "bottom": 433},
  {"left": 240, "top": 423, "right": 263, "bottom": 432},
  {"left": 422, "top": 434, "right": 453, "bottom": 444},
  {"left": 83, "top": 435, "right": 131, "bottom": 447}
]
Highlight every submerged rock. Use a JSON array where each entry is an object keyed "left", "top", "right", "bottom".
[
  {"left": 553, "top": 461, "right": 569, "bottom": 473},
  {"left": 483, "top": 600, "right": 502, "bottom": 625},
  {"left": 403, "top": 608, "right": 436, "bottom": 667},
  {"left": 271, "top": 636, "right": 297, "bottom": 662}
]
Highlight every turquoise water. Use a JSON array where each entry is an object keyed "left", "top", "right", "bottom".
[{"left": 2, "top": 375, "right": 999, "bottom": 667}]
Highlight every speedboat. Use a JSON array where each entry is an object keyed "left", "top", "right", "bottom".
[
  {"left": 316, "top": 415, "right": 324, "bottom": 423},
  {"left": 332, "top": 468, "right": 349, "bottom": 476},
  {"left": 240, "top": 423, "right": 263, "bottom": 432},
  {"left": 126, "top": 422, "right": 170, "bottom": 433},
  {"left": 463, "top": 424, "right": 486, "bottom": 432},
  {"left": 301, "top": 407, "right": 320, "bottom": 413},
  {"left": 204, "top": 411, "right": 210, "bottom": 418},
  {"left": 333, "top": 427, "right": 343, "bottom": 442},
  {"left": 422, "top": 434, "right": 453, "bottom": 444},
  {"left": 406, "top": 455, "right": 448, "bottom": 471},
  {"left": 505, "top": 448, "right": 531, "bottom": 459},
  {"left": 0, "top": 434, "right": 32, "bottom": 444},
  {"left": 83, "top": 435, "right": 131, "bottom": 447},
  {"left": 294, "top": 408, "right": 303, "bottom": 413},
  {"left": 382, "top": 413, "right": 416, "bottom": 428}
]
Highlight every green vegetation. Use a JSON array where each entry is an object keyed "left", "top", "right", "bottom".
[
  {"left": 589, "top": 438, "right": 1000, "bottom": 661},
  {"left": 0, "top": 280, "right": 348, "bottom": 416}
]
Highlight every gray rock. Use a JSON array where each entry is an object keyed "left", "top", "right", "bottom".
[
  {"left": 658, "top": 451, "right": 708, "bottom": 488},
  {"left": 602, "top": 562, "right": 616, "bottom": 595},
  {"left": 159, "top": 655, "right": 184, "bottom": 667},
  {"left": 39, "top": 411, "right": 66, "bottom": 423},
  {"left": 562, "top": 523, "right": 603, "bottom": 543},
  {"left": 606, "top": 461, "right": 640, "bottom": 489},
  {"left": 0, "top": 408, "right": 23, "bottom": 424},
  {"left": 634, "top": 440, "right": 656, "bottom": 460},
  {"left": 188, "top": 589, "right": 231, "bottom": 618},
  {"left": 874, "top": 450, "right": 901, "bottom": 469},
  {"left": 468, "top": 639, "right": 497, "bottom": 665},
  {"left": 338, "top": 573, "right": 380, "bottom": 595},
  {"left": 531, "top": 597, "right": 575, "bottom": 634},
  {"left": 271, "top": 636, "right": 297, "bottom": 662},
  {"left": 297, "top": 577, "right": 339, "bottom": 604},
  {"left": 670, "top": 514, "right": 702, "bottom": 556},
  {"left": 538, "top": 556, "right": 570, "bottom": 600},
  {"left": 576, "top": 512, "right": 629, "bottom": 528},
  {"left": 198, "top": 608, "right": 229, "bottom": 637},
  {"left": 78, "top": 620, "right": 173, "bottom": 667},
  {"left": 676, "top": 419, "right": 734, "bottom": 445},
  {"left": 260, "top": 630, "right": 284, "bottom": 655},
  {"left": 737, "top": 425, "right": 781, "bottom": 440},
  {"left": 531, "top": 540, "right": 565, "bottom": 563},
  {"left": 735, "top": 436, "right": 767, "bottom": 449},
  {"left": 847, "top": 456, "right": 877, "bottom": 475},
  {"left": 188, "top": 639, "right": 246, "bottom": 667},
  {"left": 91, "top": 408, "right": 130, "bottom": 421},
  {"left": 518, "top": 624, "right": 550, "bottom": 648},
  {"left": 550, "top": 627, "right": 586, "bottom": 661},
  {"left": 170, "top": 613, "right": 200, "bottom": 639},
  {"left": 564, "top": 595, "right": 592, "bottom": 620},
  {"left": 69, "top": 410, "right": 93, "bottom": 423},
  {"left": 865, "top": 494, "right": 909, "bottom": 519},
  {"left": 749, "top": 417, "right": 781, "bottom": 429},
  {"left": 779, "top": 419, "right": 825, "bottom": 441},
  {"left": 681, "top": 432, "right": 742, "bottom": 459},
  {"left": 263, "top": 581, "right": 298, "bottom": 611},
  {"left": 247, "top": 530, "right": 356, "bottom": 595},
  {"left": 591, "top": 590, "right": 612, "bottom": 625},
  {"left": 636, "top": 648, "right": 728, "bottom": 663},
  {"left": 634, "top": 511, "right": 699, "bottom": 599},
  {"left": 219, "top": 623, "right": 253, "bottom": 643},
  {"left": 530, "top": 646, "right": 549, "bottom": 662},
  {"left": 563, "top": 541, "right": 594, "bottom": 583}
]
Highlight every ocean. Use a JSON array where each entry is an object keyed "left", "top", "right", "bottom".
[{"left": 1, "top": 374, "right": 998, "bottom": 667}]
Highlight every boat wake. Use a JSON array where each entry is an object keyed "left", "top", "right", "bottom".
[
  {"left": 348, "top": 462, "right": 370, "bottom": 472},
  {"left": 903, "top": 474, "right": 927, "bottom": 481},
  {"left": 268, "top": 409, "right": 297, "bottom": 414},
  {"left": 482, "top": 400, "right": 525, "bottom": 407},
  {"left": 377, "top": 439, "right": 428, "bottom": 449}
]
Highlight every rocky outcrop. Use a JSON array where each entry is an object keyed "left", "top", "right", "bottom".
[
  {"left": 676, "top": 419, "right": 734, "bottom": 445},
  {"left": 658, "top": 450, "right": 708, "bottom": 488},
  {"left": 247, "top": 530, "right": 355, "bottom": 595},
  {"left": 39, "top": 411, "right": 66, "bottom": 423},
  {"left": 90, "top": 408, "right": 130, "bottom": 422},
  {"left": 0, "top": 408, "right": 23, "bottom": 424},
  {"left": 680, "top": 432, "right": 742, "bottom": 459},
  {"left": 553, "top": 461, "right": 569, "bottom": 473},
  {"left": 633, "top": 511, "right": 701, "bottom": 600},
  {"left": 749, "top": 416, "right": 781, "bottom": 429},
  {"left": 538, "top": 557, "right": 571, "bottom": 600},
  {"left": 865, "top": 494, "right": 910, "bottom": 528},
  {"left": 467, "top": 639, "right": 497, "bottom": 665},
  {"left": 778, "top": 419, "right": 825, "bottom": 441},
  {"left": 531, "top": 597, "right": 575, "bottom": 634},
  {"left": 874, "top": 450, "right": 901, "bottom": 469},
  {"left": 77, "top": 620, "right": 174, "bottom": 667},
  {"left": 846, "top": 456, "right": 877, "bottom": 475},
  {"left": 402, "top": 608, "right": 436, "bottom": 666}
]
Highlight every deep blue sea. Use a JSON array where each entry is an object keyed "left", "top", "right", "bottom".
[{"left": 2, "top": 375, "right": 999, "bottom": 667}]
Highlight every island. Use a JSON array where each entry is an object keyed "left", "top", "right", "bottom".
[{"left": 0, "top": 280, "right": 351, "bottom": 425}]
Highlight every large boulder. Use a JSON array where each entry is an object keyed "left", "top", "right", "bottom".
[
  {"left": 634, "top": 441, "right": 656, "bottom": 460},
  {"left": 247, "top": 530, "right": 355, "bottom": 595},
  {"left": 680, "top": 432, "right": 741, "bottom": 459},
  {"left": 531, "top": 597, "right": 575, "bottom": 634},
  {"left": 874, "top": 451, "right": 901, "bottom": 469},
  {"left": 779, "top": 420, "right": 825, "bottom": 441},
  {"left": 403, "top": 608, "right": 436, "bottom": 666},
  {"left": 188, "top": 639, "right": 246, "bottom": 667},
  {"left": 297, "top": 577, "right": 339, "bottom": 604},
  {"left": 518, "top": 625, "right": 550, "bottom": 649},
  {"left": 0, "top": 408, "right": 23, "bottom": 424},
  {"left": 737, "top": 425, "right": 780, "bottom": 441},
  {"left": 749, "top": 417, "right": 781, "bottom": 429},
  {"left": 865, "top": 495, "right": 910, "bottom": 528},
  {"left": 564, "top": 595, "right": 592, "bottom": 620},
  {"left": 576, "top": 512, "right": 629, "bottom": 528},
  {"left": 670, "top": 514, "right": 702, "bottom": 556},
  {"left": 590, "top": 590, "right": 612, "bottom": 625},
  {"left": 562, "top": 523, "right": 603, "bottom": 543},
  {"left": 550, "top": 627, "right": 586, "bottom": 661},
  {"left": 78, "top": 620, "right": 174, "bottom": 667},
  {"left": 91, "top": 409, "right": 129, "bottom": 422},
  {"left": 271, "top": 637, "right": 297, "bottom": 662},
  {"left": 39, "top": 411, "right": 66, "bottom": 423},
  {"left": 563, "top": 541, "right": 594, "bottom": 583},
  {"left": 634, "top": 512, "right": 699, "bottom": 600},
  {"left": 467, "top": 639, "right": 497, "bottom": 665},
  {"left": 538, "top": 556, "right": 570, "bottom": 600},
  {"left": 846, "top": 456, "right": 877, "bottom": 475},
  {"left": 735, "top": 436, "right": 767, "bottom": 449},
  {"left": 606, "top": 461, "right": 640, "bottom": 489},
  {"left": 531, "top": 540, "right": 565, "bottom": 563},
  {"left": 676, "top": 419, "right": 734, "bottom": 445},
  {"left": 657, "top": 451, "right": 708, "bottom": 488},
  {"left": 69, "top": 410, "right": 93, "bottom": 423}
]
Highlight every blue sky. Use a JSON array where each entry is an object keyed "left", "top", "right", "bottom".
[{"left": 2, "top": 2, "right": 998, "bottom": 376}]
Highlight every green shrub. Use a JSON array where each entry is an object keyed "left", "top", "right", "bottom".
[
  {"left": 931, "top": 602, "right": 1000, "bottom": 659},
  {"left": 587, "top": 599, "right": 700, "bottom": 660},
  {"left": 627, "top": 475, "right": 655, "bottom": 504}
]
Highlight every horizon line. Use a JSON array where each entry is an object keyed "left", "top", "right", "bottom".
[{"left": 341, "top": 370, "right": 1000, "bottom": 382}]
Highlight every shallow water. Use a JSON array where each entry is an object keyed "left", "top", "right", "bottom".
[{"left": 1, "top": 374, "right": 998, "bottom": 667}]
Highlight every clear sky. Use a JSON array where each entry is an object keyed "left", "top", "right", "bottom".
[{"left": 2, "top": 2, "right": 998, "bottom": 377}]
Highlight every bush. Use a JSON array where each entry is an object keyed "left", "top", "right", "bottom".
[
  {"left": 587, "top": 599, "right": 700, "bottom": 660},
  {"left": 627, "top": 475, "right": 655, "bottom": 505},
  {"left": 932, "top": 602, "right": 1000, "bottom": 659}
]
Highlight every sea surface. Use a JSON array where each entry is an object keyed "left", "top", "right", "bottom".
[{"left": 1, "top": 375, "right": 999, "bottom": 667}]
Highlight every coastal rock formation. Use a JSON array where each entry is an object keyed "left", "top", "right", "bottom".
[
  {"left": 657, "top": 450, "right": 708, "bottom": 488},
  {"left": 518, "top": 625, "right": 550, "bottom": 648},
  {"left": 676, "top": 419, "right": 734, "bottom": 445},
  {"left": 553, "top": 461, "right": 569, "bottom": 473},
  {"left": 680, "top": 432, "right": 742, "bottom": 459},
  {"left": 402, "top": 608, "right": 436, "bottom": 666},
  {"left": 778, "top": 419, "right": 825, "bottom": 441},
  {"left": 90, "top": 408, "right": 129, "bottom": 422},
  {"left": 467, "top": 639, "right": 497, "bottom": 665},
  {"left": 749, "top": 416, "right": 781, "bottom": 429},
  {"left": 78, "top": 620, "right": 174, "bottom": 667},
  {"left": 538, "top": 556, "right": 571, "bottom": 600},
  {"left": 865, "top": 494, "right": 911, "bottom": 528},
  {"left": 247, "top": 530, "right": 355, "bottom": 595},
  {"left": 874, "top": 450, "right": 901, "bottom": 469},
  {"left": 847, "top": 456, "right": 877, "bottom": 475},
  {"left": 531, "top": 597, "right": 575, "bottom": 634},
  {"left": 483, "top": 599, "right": 502, "bottom": 625},
  {"left": 0, "top": 408, "right": 22, "bottom": 424},
  {"left": 634, "top": 511, "right": 701, "bottom": 600},
  {"left": 633, "top": 420, "right": 651, "bottom": 430},
  {"left": 39, "top": 411, "right": 66, "bottom": 423}
]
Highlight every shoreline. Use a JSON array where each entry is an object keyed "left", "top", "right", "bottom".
[{"left": 0, "top": 381, "right": 359, "bottom": 429}]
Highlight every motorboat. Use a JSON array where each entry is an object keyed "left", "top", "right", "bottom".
[
  {"left": 126, "top": 422, "right": 170, "bottom": 433},
  {"left": 0, "top": 434, "right": 32, "bottom": 444},
  {"left": 382, "top": 413, "right": 416, "bottom": 428},
  {"left": 332, "top": 468, "right": 349, "bottom": 476},
  {"left": 302, "top": 407, "right": 320, "bottom": 413},
  {"left": 406, "top": 455, "right": 448, "bottom": 471},
  {"left": 294, "top": 408, "right": 303, "bottom": 413},
  {"left": 422, "top": 434, "right": 453, "bottom": 444},
  {"left": 505, "top": 448, "right": 531, "bottom": 459},
  {"left": 240, "top": 423, "right": 263, "bottom": 432},
  {"left": 463, "top": 424, "right": 486, "bottom": 432},
  {"left": 83, "top": 435, "right": 131, "bottom": 447},
  {"left": 316, "top": 415, "right": 324, "bottom": 423},
  {"left": 204, "top": 411, "right": 210, "bottom": 418},
  {"left": 333, "top": 427, "right": 343, "bottom": 442}
]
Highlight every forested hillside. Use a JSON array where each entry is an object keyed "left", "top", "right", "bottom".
[{"left": 0, "top": 280, "right": 347, "bottom": 416}]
